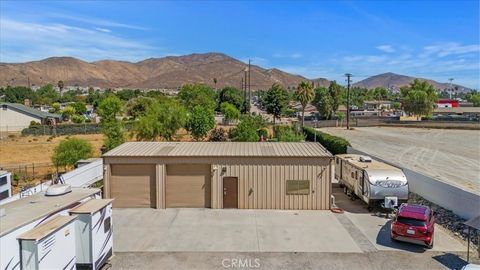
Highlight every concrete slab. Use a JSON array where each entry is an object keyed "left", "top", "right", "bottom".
[
  {"left": 332, "top": 184, "right": 467, "bottom": 253},
  {"left": 113, "top": 208, "right": 362, "bottom": 253}
]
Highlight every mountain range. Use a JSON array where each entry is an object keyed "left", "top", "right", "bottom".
[{"left": 0, "top": 53, "right": 469, "bottom": 91}]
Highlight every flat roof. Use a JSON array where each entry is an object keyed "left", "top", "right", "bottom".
[
  {"left": 336, "top": 154, "right": 401, "bottom": 172},
  {"left": 103, "top": 142, "right": 331, "bottom": 158},
  {"left": 0, "top": 188, "right": 100, "bottom": 237},
  {"left": 17, "top": 215, "right": 76, "bottom": 241},
  {"left": 69, "top": 199, "right": 113, "bottom": 214}
]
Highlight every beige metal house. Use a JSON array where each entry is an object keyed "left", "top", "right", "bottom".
[{"left": 103, "top": 142, "right": 333, "bottom": 210}]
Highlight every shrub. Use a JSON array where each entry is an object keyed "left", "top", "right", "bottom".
[
  {"left": 231, "top": 115, "right": 266, "bottom": 142},
  {"left": 275, "top": 126, "right": 304, "bottom": 142},
  {"left": 29, "top": 121, "right": 40, "bottom": 127},
  {"left": 51, "top": 137, "right": 94, "bottom": 167},
  {"left": 220, "top": 102, "right": 241, "bottom": 123},
  {"left": 303, "top": 127, "right": 350, "bottom": 155},
  {"left": 208, "top": 127, "right": 228, "bottom": 142},
  {"left": 71, "top": 115, "right": 85, "bottom": 123},
  {"left": 257, "top": 128, "right": 268, "bottom": 140}
]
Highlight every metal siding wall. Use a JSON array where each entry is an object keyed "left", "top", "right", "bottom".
[{"left": 212, "top": 160, "right": 330, "bottom": 210}]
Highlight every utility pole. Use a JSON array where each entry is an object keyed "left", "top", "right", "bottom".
[
  {"left": 248, "top": 59, "right": 251, "bottom": 114},
  {"left": 244, "top": 67, "right": 248, "bottom": 114},
  {"left": 345, "top": 73, "right": 352, "bottom": 130},
  {"left": 448, "top": 78, "right": 454, "bottom": 99}
]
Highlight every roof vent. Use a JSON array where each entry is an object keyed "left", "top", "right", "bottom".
[
  {"left": 45, "top": 184, "right": 72, "bottom": 196},
  {"left": 359, "top": 156, "right": 372, "bottom": 163}
]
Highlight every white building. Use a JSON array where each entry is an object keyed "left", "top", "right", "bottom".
[{"left": 0, "top": 102, "right": 61, "bottom": 132}]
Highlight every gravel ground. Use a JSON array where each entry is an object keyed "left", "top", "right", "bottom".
[{"left": 320, "top": 127, "right": 480, "bottom": 193}]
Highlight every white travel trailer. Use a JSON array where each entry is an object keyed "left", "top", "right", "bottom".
[
  {"left": 17, "top": 216, "right": 77, "bottom": 270},
  {"left": 69, "top": 199, "right": 114, "bottom": 270},
  {"left": 335, "top": 154, "right": 409, "bottom": 209},
  {"left": 0, "top": 186, "right": 100, "bottom": 270}
]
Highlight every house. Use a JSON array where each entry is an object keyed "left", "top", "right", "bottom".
[
  {"left": 0, "top": 102, "right": 62, "bottom": 132},
  {"left": 363, "top": 100, "right": 392, "bottom": 110},
  {"left": 103, "top": 142, "right": 333, "bottom": 210}
]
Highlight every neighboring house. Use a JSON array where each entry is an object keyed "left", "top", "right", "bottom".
[
  {"left": 0, "top": 171, "right": 11, "bottom": 201},
  {"left": 363, "top": 100, "right": 392, "bottom": 110},
  {"left": 436, "top": 99, "right": 459, "bottom": 108},
  {"left": 0, "top": 102, "right": 62, "bottom": 132}
]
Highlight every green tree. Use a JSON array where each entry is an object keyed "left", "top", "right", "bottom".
[
  {"left": 263, "top": 83, "right": 288, "bottom": 124},
  {"left": 71, "top": 102, "right": 87, "bottom": 115},
  {"left": 400, "top": 79, "right": 438, "bottom": 116},
  {"left": 178, "top": 84, "right": 217, "bottom": 112},
  {"left": 218, "top": 87, "right": 245, "bottom": 112},
  {"left": 126, "top": 96, "right": 155, "bottom": 119},
  {"left": 220, "top": 102, "right": 241, "bottom": 123},
  {"left": 469, "top": 93, "right": 480, "bottom": 106},
  {"left": 57, "top": 80, "right": 65, "bottom": 95},
  {"left": 295, "top": 81, "right": 314, "bottom": 127},
  {"left": 328, "top": 81, "right": 343, "bottom": 114},
  {"left": 135, "top": 99, "right": 188, "bottom": 141},
  {"left": 0, "top": 86, "right": 36, "bottom": 103},
  {"left": 232, "top": 115, "right": 266, "bottom": 142},
  {"left": 187, "top": 106, "right": 215, "bottom": 141},
  {"left": 313, "top": 87, "right": 334, "bottom": 120},
  {"left": 50, "top": 102, "right": 61, "bottom": 113},
  {"left": 51, "top": 137, "right": 93, "bottom": 168},
  {"left": 36, "top": 84, "right": 60, "bottom": 105},
  {"left": 61, "top": 106, "right": 76, "bottom": 120},
  {"left": 98, "top": 96, "right": 125, "bottom": 151}
]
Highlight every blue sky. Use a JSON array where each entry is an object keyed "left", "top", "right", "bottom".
[{"left": 1, "top": 1, "right": 479, "bottom": 88}]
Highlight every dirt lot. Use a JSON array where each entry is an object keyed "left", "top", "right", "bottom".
[
  {"left": 0, "top": 134, "right": 105, "bottom": 192},
  {"left": 320, "top": 127, "right": 480, "bottom": 193}
]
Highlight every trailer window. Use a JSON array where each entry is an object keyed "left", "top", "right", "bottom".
[
  {"left": 104, "top": 217, "right": 111, "bottom": 233},
  {"left": 286, "top": 180, "right": 310, "bottom": 195},
  {"left": 0, "top": 190, "right": 9, "bottom": 200},
  {"left": 0, "top": 176, "right": 7, "bottom": 186}
]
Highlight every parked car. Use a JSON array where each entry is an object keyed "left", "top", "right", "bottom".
[{"left": 390, "top": 203, "right": 435, "bottom": 248}]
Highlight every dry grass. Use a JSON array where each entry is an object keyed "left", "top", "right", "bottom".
[{"left": 0, "top": 134, "right": 105, "bottom": 166}]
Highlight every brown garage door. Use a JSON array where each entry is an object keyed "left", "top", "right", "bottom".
[
  {"left": 110, "top": 164, "right": 156, "bottom": 208},
  {"left": 166, "top": 164, "right": 211, "bottom": 208}
]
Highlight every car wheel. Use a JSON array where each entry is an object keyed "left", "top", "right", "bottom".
[{"left": 426, "top": 237, "right": 434, "bottom": 249}]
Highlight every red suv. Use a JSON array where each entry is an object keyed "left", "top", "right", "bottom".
[{"left": 390, "top": 204, "right": 435, "bottom": 248}]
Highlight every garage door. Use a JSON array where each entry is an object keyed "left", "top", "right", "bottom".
[
  {"left": 166, "top": 164, "right": 211, "bottom": 208},
  {"left": 110, "top": 164, "right": 156, "bottom": 208}
]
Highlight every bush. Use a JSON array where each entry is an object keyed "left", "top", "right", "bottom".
[
  {"left": 231, "top": 115, "right": 266, "bottom": 142},
  {"left": 257, "top": 128, "right": 268, "bottom": 140},
  {"left": 303, "top": 127, "right": 350, "bottom": 155},
  {"left": 208, "top": 127, "right": 228, "bottom": 142},
  {"left": 29, "top": 121, "right": 40, "bottom": 127},
  {"left": 71, "top": 115, "right": 85, "bottom": 123},
  {"left": 274, "top": 126, "right": 304, "bottom": 142},
  {"left": 51, "top": 137, "right": 94, "bottom": 167}
]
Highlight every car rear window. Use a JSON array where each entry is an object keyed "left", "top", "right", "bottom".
[{"left": 397, "top": 217, "right": 426, "bottom": 227}]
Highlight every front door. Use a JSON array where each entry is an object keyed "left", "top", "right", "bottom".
[{"left": 223, "top": 177, "right": 238, "bottom": 208}]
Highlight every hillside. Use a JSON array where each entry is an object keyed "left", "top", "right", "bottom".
[
  {"left": 353, "top": 72, "right": 470, "bottom": 91},
  {"left": 0, "top": 53, "right": 330, "bottom": 90}
]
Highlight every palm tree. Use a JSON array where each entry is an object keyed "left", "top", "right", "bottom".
[
  {"left": 57, "top": 80, "right": 65, "bottom": 96},
  {"left": 213, "top": 78, "right": 218, "bottom": 90},
  {"left": 296, "top": 81, "right": 314, "bottom": 128}
]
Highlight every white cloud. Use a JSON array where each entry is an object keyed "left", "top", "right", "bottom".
[
  {"left": 376, "top": 45, "right": 395, "bottom": 53},
  {"left": 49, "top": 13, "right": 148, "bottom": 30},
  {"left": 0, "top": 17, "right": 159, "bottom": 62},
  {"left": 94, "top": 27, "right": 111, "bottom": 33},
  {"left": 421, "top": 42, "right": 480, "bottom": 58},
  {"left": 273, "top": 52, "right": 303, "bottom": 59}
]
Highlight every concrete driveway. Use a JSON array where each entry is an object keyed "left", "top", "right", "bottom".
[{"left": 113, "top": 208, "right": 362, "bottom": 253}]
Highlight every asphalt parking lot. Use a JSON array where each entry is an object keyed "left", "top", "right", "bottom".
[{"left": 110, "top": 184, "right": 474, "bottom": 269}]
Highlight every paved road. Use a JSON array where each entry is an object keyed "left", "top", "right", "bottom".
[
  {"left": 320, "top": 127, "right": 480, "bottom": 193},
  {"left": 109, "top": 251, "right": 475, "bottom": 270}
]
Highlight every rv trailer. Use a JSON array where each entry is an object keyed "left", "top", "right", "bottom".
[
  {"left": 69, "top": 199, "right": 114, "bottom": 270},
  {"left": 17, "top": 215, "right": 77, "bottom": 270},
  {"left": 334, "top": 154, "right": 408, "bottom": 209},
  {"left": 0, "top": 186, "right": 100, "bottom": 270}
]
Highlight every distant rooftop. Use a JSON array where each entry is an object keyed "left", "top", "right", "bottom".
[
  {"left": 0, "top": 102, "right": 61, "bottom": 119},
  {"left": 103, "top": 142, "right": 331, "bottom": 158}
]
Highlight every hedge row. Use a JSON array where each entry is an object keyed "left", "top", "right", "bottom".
[
  {"left": 21, "top": 121, "right": 136, "bottom": 136},
  {"left": 303, "top": 127, "right": 350, "bottom": 155}
]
